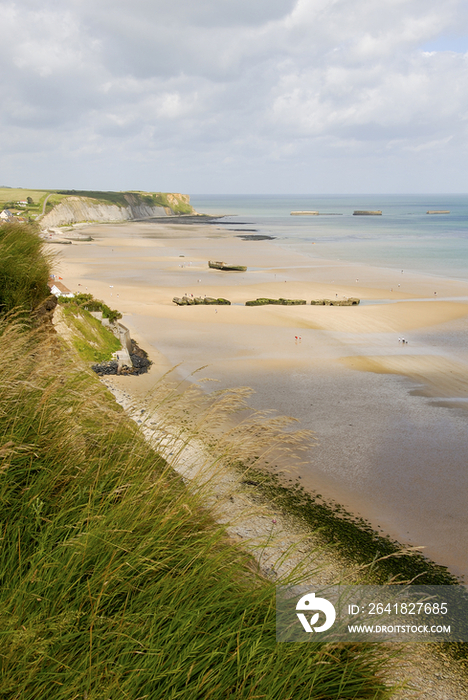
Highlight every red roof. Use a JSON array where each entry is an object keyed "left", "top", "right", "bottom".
[{"left": 48, "top": 278, "right": 73, "bottom": 294}]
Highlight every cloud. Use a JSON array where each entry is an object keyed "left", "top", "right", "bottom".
[{"left": 1, "top": 0, "right": 468, "bottom": 191}]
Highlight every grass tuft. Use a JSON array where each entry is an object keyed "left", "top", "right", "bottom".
[{"left": 0, "top": 223, "right": 52, "bottom": 315}]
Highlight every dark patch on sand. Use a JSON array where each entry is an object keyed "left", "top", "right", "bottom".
[{"left": 237, "top": 234, "right": 275, "bottom": 240}]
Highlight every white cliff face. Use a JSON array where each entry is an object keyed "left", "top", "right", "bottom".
[{"left": 40, "top": 196, "right": 170, "bottom": 228}]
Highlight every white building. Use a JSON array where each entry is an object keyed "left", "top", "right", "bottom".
[{"left": 47, "top": 278, "right": 75, "bottom": 298}]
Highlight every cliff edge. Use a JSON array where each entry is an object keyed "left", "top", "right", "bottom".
[{"left": 40, "top": 191, "right": 196, "bottom": 228}]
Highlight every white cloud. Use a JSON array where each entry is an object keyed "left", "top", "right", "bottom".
[
  {"left": 1, "top": 0, "right": 468, "bottom": 191},
  {"left": 404, "top": 135, "right": 454, "bottom": 151}
]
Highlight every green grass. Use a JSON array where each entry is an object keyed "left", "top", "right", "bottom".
[
  {"left": 0, "top": 188, "right": 50, "bottom": 208},
  {"left": 44, "top": 193, "right": 67, "bottom": 208},
  {"left": 59, "top": 303, "right": 122, "bottom": 362},
  {"left": 0, "top": 190, "right": 69, "bottom": 221},
  {"left": 0, "top": 223, "right": 52, "bottom": 315},
  {"left": 137, "top": 191, "right": 194, "bottom": 214},
  {"left": 55, "top": 189, "right": 132, "bottom": 207},
  {"left": 59, "top": 292, "right": 123, "bottom": 323},
  {"left": 0, "top": 319, "right": 393, "bottom": 699}
]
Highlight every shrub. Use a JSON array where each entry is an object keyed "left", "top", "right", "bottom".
[{"left": 58, "top": 292, "right": 122, "bottom": 323}]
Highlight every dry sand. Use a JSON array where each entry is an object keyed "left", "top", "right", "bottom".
[{"left": 52, "top": 219, "right": 468, "bottom": 580}]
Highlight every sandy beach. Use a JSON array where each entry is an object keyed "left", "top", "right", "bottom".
[{"left": 53, "top": 219, "right": 468, "bottom": 580}]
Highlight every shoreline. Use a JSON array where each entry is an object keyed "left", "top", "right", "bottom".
[
  {"left": 95, "top": 368, "right": 463, "bottom": 587},
  {"left": 53, "top": 218, "right": 468, "bottom": 581},
  {"left": 97, "top": 374, "right": 467, "bottom": 700}
]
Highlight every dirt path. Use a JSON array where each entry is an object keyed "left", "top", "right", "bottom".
[{"left": 39, "top": 193, "right": 52, "bottom": 218}]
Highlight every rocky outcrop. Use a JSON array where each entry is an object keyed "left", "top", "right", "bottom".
[
  {"left": 244, "top": 297, "right": 359, "bottom": 306},
  {"left": 208, "top": 261, "right": 247, "bottom": 271},
  {"left": 91, "top": 339, "right": 152, "bottom": 376},
  {"left": 33, "top": 294, "right": 58, "bottom": 327},
  {"left": 164, "top": 193, "right": 192, "bottom": 213},
  {"left": 172, "top": 296, "right": 359, "bottom": 307},
  {"left": 310, "top": 298, "right": 360, "bottom": 306},
  {"left": 245, "top": 298, "right": 306, "bottom": 306},
  {"left": 41, "top": 193, "right": 194, "bottom": 228},
  {"left": 172, "top": 296, "right": 231, "bottom": 306}
]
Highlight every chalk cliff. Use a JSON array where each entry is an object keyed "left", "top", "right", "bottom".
[{"left": 41, "top": 192, "right": 195, "bottom": 228}]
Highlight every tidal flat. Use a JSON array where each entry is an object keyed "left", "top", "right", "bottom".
[{"left": 55, "top": 218, "right": 468, "bottom": 580}]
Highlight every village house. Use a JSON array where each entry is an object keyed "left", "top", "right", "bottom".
[
  {"left": 47, "top": 277, "right": 75, "bottom": 298},
  {"left": 0, "top": 209, "right": 14, "bottom": 222}
]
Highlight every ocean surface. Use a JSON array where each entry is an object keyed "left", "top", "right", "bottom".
[{"left": 190, "top": 194, "right": 468, "bottom": 281}]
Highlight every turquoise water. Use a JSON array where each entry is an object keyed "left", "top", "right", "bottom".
[{"left": 190, "top": 194, "right": 468, "bottom": 281}]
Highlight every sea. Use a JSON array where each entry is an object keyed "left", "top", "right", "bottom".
[
  {"left": 186, "top": 194, "right": 468, "bottom": 580},
  {"left": 190, "top": 194, "right": 468, "bottom": 281}
]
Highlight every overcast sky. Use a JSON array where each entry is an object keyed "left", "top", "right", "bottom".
[{"left": 2, "top": 0, "right": 468, "bottom": 194}]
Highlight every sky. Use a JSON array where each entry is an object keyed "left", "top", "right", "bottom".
[{"left": 2, "top": 0, "right": 468, "bottom": 194}]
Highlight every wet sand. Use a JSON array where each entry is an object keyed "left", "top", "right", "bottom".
[{"left": 54, "top": 220, "right": 468, "bottom": 579}]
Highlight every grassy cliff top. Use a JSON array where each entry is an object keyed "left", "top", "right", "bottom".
[{"left": 0, "top": 188, "right": 195, "bottom": 216}]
